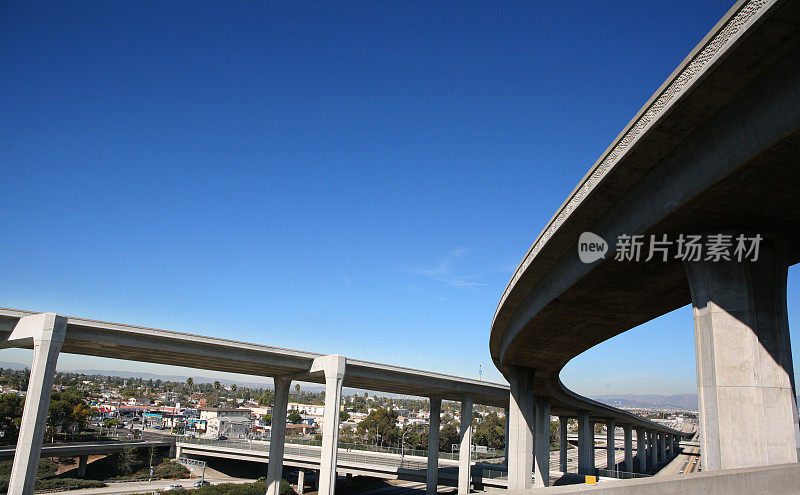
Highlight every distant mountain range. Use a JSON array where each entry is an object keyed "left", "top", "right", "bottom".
[{"left": 592, "top": 394, "right": 698, "bottom": 410}]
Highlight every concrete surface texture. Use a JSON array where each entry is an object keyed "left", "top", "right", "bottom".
[
  {"left": 686, "top": 243, "right": 800, "bottom": 470},
  {"left": 504, "top": 462, "right": 800, "bottom": 494}
]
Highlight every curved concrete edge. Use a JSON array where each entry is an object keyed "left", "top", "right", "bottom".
[
  {"left": 490, "top": 0, "right": 777, "bottom": 349},
  {"left": 506, "top": 462, "right": 800, "bottom": 494}
]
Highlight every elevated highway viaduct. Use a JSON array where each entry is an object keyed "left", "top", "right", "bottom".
[
  {"left": 0, "top": 308, "right": 677, "bottom": 495},
  {"left": 490, "top": 0, "right": 800, "bottom": 491}
]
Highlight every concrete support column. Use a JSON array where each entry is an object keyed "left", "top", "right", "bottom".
[
  {"left": 297, "top": 470, "right": 305, "bottom": 495},
  {"left": 426, "top": 395, "right": 441, "bottom": 495},
  {"left": 312, "top": 355, "right": 346, "bottom": 495},
  {"left": 605, "top": 419, "right": 616, "bottom": 472},
  {"left": 507, "top": 366, "right": 534, "bottom": 490},
  {"left": 458, "top": 395, "right": 473, "bottom": 495},
  {"left": 589, "top": 421, "right": 596, "bottom": 471},
  {"left": 577, "top": 412, "right": 593, "bottom": 475},
  {"left": 649, "top": 431, "right": 657, "bottom": 466},
  {"left": 658, "top": 433, "right": 666, "bottom": 463},
  {"left": 685, "top": 241, "right": 800, "bottom": 470},
  {"left": 8, "top": 313, "right": 67, "bottom": 495},
  {"left": 636, "top": 428, "right": 646, "bottom": 473},
  {"left": 533, "top": 396, "right": 550, "bottom": 487},
  {"left": 623, "top": 425, "right": 633, "bottom": 473},
  {"left": 559, "top": 417, "right": 568, "bottom": 473},
  {"left": 504, "top": 407, "right": 510, "bottom": 466},
  {"left": 266, "top": 376, "right": 292, "bottom": 495},
  {"left": 77, "top": 455, "right": 88, "bottom": 477}
]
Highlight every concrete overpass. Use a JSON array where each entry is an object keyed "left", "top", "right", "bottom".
[
  {"left": 0, "top": 307, "right": 678, "bottom": 495},
  {"left": 491, "top": 0, "right": 800, "bottom": 491},
  {"left": 0, "top": 438, "right": 174, "bottom": 477}
]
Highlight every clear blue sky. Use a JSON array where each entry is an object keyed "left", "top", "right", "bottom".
[{"left": 2, "top": 1, "right": 796, "bottom": 395}]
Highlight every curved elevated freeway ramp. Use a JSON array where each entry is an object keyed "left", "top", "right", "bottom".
[{"left": 491, "top": 0, "right": 800, "bottom": 490}]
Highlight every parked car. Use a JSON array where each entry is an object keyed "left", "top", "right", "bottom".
[
  {"left": 164, "top": 484, "right": 183, "bottom": 491},
  {"left": 217, "top": 435, "right": 227, "bottom": 440},
  {"left": 194, "top": 480, "right": 211, "bottom": 487}
]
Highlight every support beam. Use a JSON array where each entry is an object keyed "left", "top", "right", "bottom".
[
  {"left": 266, "top": 376, "right": 292, "bottom": 495},
  {"left": 623, "top": 425, "right": 633, "bottom": 473},
  {"left": 427, "top": 395, "right": 441, "bottom": 495},
  {"left": 77, "top": 455, "right": 88, "bottom": 477},
  {"left": 685, "top": 242, "right": 800, "bottom": 470},
  {"left": 559, "top": 417, "right": 568, "bottom": 473},
  {"left": 659, "top": 433, "right": 666, "bottom": 464},
  {"left": 605, "top": 419, "right": 616, "bottom": 472},
  {"left": 458, "top": 395, "right": 473, "bottom": 495},
  {"left": 507, "top": 366, "right": 534, "bottom": 490},
  {"left": 636, "top": 428, "right": 646, "bottom": 473},
  {"left": 533, "top": 396, "right": 550, "bottom": 487},
  {"left": 577, "top": 412, "right": 593, "bottom": 475},
  {"left": 297, "top": 470, "right": 305, "bottom": 495},
  {"left": 312, "top": 355, "right": 346, "bottom": 495},
  {"left": 8, "top": 313, "right": 67, "bottom": 495}
]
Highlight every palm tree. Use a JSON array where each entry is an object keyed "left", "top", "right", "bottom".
[
  {"left": 295, "top": 383, "right": 301, "bottom": 401},
  {"left": 214, "top": 381, "right": 221, "bottom": 391},
  {"left": 186, "top": 377, "right": 193, "bottom": 393}
]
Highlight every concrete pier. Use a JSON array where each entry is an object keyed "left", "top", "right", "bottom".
[
  {"left": 636, "top": 428, "right": 646, "bottom": 473},
  {"left": 8, "top": 313, "right": 67, "bottom": 495},
  {"left": 533, "top": 396, "right": 550, "bottom": 487},
  {"left": 427, "top": 396, "right": 441, "bottom": 495},
  {"left": 685, "top": 243, "right": 800, "bottom": 471},
  {"left": 623, "top": 425, "right": 633, "bottom": 473},
  {"left": 266, "top": 377, "right": 292, "bottom": 495},
  {"left": 606, "top": 419, "right": 616, "bottom": 471},
  {"left": 312, "top": 355, "right": 346, "bottom": 495},
  {"left": 507, "top": 367, "right": 534, "bottom": 489},
  {"left": 458, "top": 395, "right": 474, "bottom": 495},
  {"left": 577, "top": 412, "right": 593, "bottom": 475},
  {"left": 559, "top": 417, "right": 569, "bottom": 473}
]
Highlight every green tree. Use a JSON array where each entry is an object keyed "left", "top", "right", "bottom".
[
  {"left": 186, "top": 377, "right": 193, "bottom": 393},
  {"left": 439, "top": 423, "right": 459, "bottom": 453},
  {"left": 340, "top": 410, "right": 350, "bottom": 422},
  {"left": 0, "top": 393, "right": 24, "bottom": 444},
  {"left": 118, "top": 446, "right": 139, "bottom": 474},
  {"left": 287, "top": 411, "right": 303, "bottom": 424},
  {"left": 473, "top": 411, "right": 505, "bottom": 450},
  {"left": 356, "top": 407, "right": 399, "bottom": 447}
]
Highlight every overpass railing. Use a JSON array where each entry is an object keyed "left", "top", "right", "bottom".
[
  {"left": 178, "top": 437, "right": 435, "bottom": 471},
  {"left": 282, "top": 437, "right": 497, "bottom": 461}
]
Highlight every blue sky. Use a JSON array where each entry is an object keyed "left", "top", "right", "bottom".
[{"left": 2, "top": 1, "right": 795, "bottom": 396}]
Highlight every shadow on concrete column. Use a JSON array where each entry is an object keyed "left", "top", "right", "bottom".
[
  {"left": 533, "top": 397, "right": 550, "bottom": 487},
  {"left": 623, "top": 425, "right": 633, "bottom": 473},
  {"left": 685, "top": 239, "right": 800, "bottom": 471},
  {"left": 605, "top": 419, "right": 616, "bottom": 472},
  {"left": 426, "top": 395, "right": 441, "bottom": 495},
  {"left": 507, "top": 366, "right": 534, "bottom": 490},
  {"left": 458, "top": 395, "right": 473, "bottom": 495},
  {"left": 559, "top": 417, "right": 568, "bottom": 474},
  {"left": 636, "top": 427, "right": 646, "bottom": 473},
  {"left": 577, "top": 412, "right": 593, "bottom": 475},
  {"left": 266, "top": 376, "right": 292, "bottom": 495},
  {"left": 8, "top": 313, "right": 67, "bottom": 495}
]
